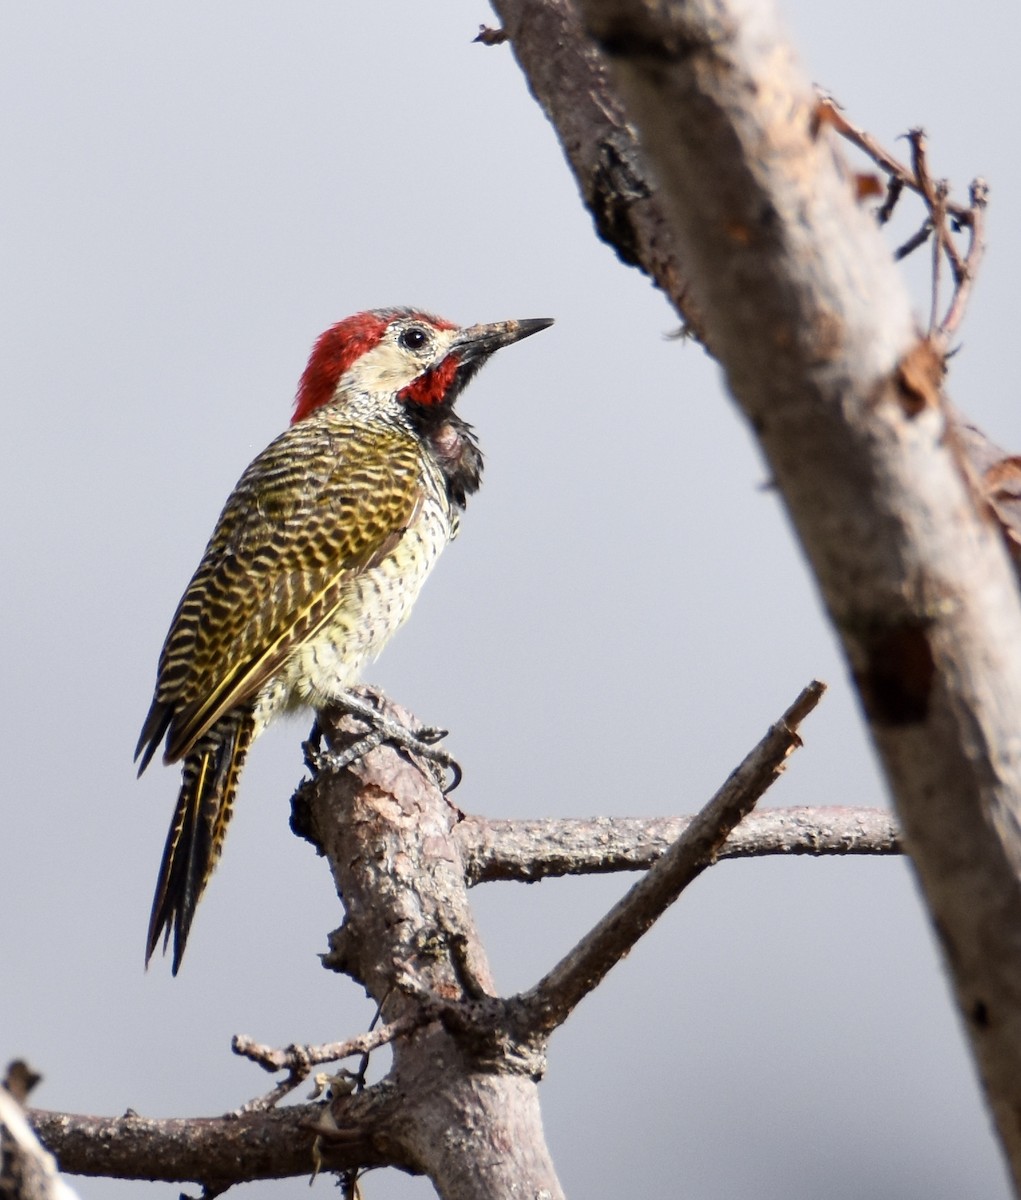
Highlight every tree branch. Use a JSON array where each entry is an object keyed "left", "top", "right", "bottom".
[
  {"left": 458, "top": 805, "right": 900, "bottom": 884},
  {"left": 25, "top": 1104, "right": 376, "bottom": 1187},
  {"left": 493, "top": 0, "right": 1021, "bottom": 1183},
  {"left": 231, "top": 1012, "right": 436, "bottom": 1113},
  {"left": 30, "top": 680, "right": 842, "bottom": 1194}
]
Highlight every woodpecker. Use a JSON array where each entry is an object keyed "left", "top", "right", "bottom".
[{"left": 136, "top": 308, "right": 553, "bottom": 973}]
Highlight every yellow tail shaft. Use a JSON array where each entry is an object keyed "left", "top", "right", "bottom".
[{"left": 146, "top": 709, "right": 255, "bottom": 973}]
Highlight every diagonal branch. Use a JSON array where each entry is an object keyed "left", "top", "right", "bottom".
[
  {"left": 496, "top": 0, "right": 1021, "bottom": 1183},
  {"left": 516, "top": 682, "right": 825, "bottom": 1034}
]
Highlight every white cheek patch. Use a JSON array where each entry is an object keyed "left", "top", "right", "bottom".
[
  {"left": 344, "top": 347, "right": 416, "bottom": 394},
  {"left": 339, "top": 329, "right": 461, "bottom": 399}
]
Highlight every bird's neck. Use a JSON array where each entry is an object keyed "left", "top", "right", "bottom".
[{"left": 407, "top": 406, "right": 483, "bottom": 511}]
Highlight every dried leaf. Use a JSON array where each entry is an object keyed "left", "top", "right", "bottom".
[
  {"left": 855, "top": 172, "right": 883, "bottom": 200},
  {"left": 895, "top": 339, "right": 943, "bottom": 417}
]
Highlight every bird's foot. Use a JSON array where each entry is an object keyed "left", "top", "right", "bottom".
[
  {"left": 302, "top": 717, "right": 324, "bottom": 775},
  {"left": 314, "top": 693, "right": 462, "bottom": 793}
]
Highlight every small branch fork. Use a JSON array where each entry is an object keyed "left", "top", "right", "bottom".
[
  {"left": 231, "top": 1011, "right": 436, "bottom": 1112},
  {"left": 817, "top": 95, "right": 988, "bottom": 346},
  {"left": 817, "top": 99, "right": 1021, "bottom": 572}
]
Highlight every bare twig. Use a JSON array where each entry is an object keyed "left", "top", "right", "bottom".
[
  {"left": 876, "top": 175, "right": 903, "bottom": 225},
  {"left": 893, "top": 219, "right": 933, "bottom": 262},
  {"left": 817, "top": 97, "right": 988, "bottom": 341},
  {"left": 232, "top": 1009, "right": 434, "bottom": 1112},
  {"left": 906, "top": 129, "right": 950, "bottom": 334},
  {"left": 820, "top": 101, "right": 971, "bottom": 223},
  {"left": 515, "top": 682, "right": 826, "bottom": 1034},
  {"left": 939, "top": 178, "right": 989, "bottom": 340}
]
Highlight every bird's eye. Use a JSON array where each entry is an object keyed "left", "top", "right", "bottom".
[{"left": 399, "top": 327, "right": 429, "bottom": 351}]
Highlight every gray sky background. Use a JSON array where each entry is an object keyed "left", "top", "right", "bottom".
[{"left": 3, "top": 3, "right": 1020, "bottom": 1197}]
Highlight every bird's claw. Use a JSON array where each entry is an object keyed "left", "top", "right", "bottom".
[
  {"left": 315, "top": 699, "right": 462, "bottom": 792},
  {"left": 302, "top": 717, "right": 325, "bottom": 775}
]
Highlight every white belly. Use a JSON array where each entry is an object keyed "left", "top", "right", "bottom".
[{"left": 251, "top": 491, "right": 452, "bottom": 732}]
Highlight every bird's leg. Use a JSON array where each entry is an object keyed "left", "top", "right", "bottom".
[{"left": 316, "top": 692, "right": 462, "bottom": 793}]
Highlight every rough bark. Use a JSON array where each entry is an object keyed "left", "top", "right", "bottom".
[
  {"left": 25, "top": 1106, "right": 338, "bottom": 1187},
  {"left": 491, "top": 0, "right": 1021, "bottom": 1186}
]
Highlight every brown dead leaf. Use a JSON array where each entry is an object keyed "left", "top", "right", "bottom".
[
  {"left": 855, "top": 173, "right": 884, "bottom": 200},
  {"left": 894, "top": 339, "right": 944, "bottom": 417}
]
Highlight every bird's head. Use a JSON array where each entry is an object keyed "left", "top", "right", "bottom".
[{"left": 292, "top": 308, "right": 553, "bottom": 424}]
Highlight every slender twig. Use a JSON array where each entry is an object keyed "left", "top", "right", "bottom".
[
  {"left": 907, "top": 128, "right": 934, "bottom": 203},
  {"left": 232, "top": 1010, "right": 434, "bottom": 1112},
  {"left": 515, "top": 681, "right": 826, "bottom": 1034},
  {"left": 939, "top": 179, "right": 989, "bottom": 341},
  {"left": 904, "top": 131, "right": 963, "bottom": 284},
  {"left": 893, "top": 219, "right": 933, "bottom": 262},
  {"left": 936, "top": 182, "right": 962, "bottom": 281},
  {"left": 877, "top": 175, "right": 903, "bottom": 226},
  {"left": 906, "top": 129, "right": 946, "bottom": 333},
  {"left": 929, "top": 195, "right": 943, "bottom": 334}
]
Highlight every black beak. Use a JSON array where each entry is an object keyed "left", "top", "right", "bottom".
[{"left": 454, "top": 317, "right": 554, "bottom": 361}]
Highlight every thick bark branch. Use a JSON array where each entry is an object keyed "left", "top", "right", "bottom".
[
  {"left": 492, "top": 0, "right": 1021, "bottom": 1184},
  {"left": 458, "top": 805, "right": 900, "bottom": 883},
  {"left": 25, "top": 1104, "right": 361, "bottom": 1187}
]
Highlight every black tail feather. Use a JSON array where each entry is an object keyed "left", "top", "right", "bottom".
[
  {"left": 135, "top": 701, "right": 173, "bottom": 776},
  {"left": 145, "top": 708, "right": 256, "bottom": 973}
]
